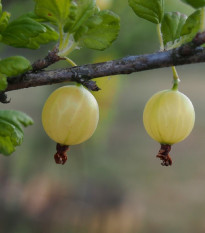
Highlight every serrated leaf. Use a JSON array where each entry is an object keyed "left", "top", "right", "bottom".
[
  {"left": 16, "top": 13, "right": 59, "bottom": 49},
  {"left": 1, "top": 17, "right": 46, "bottom": 48},
  {"left": 0, "top": 73, "right": 7, "bottom": 91},
  {"left": 0, "top": 110, "right": 33, "bottom": 131},
  {"left": 0, "top": 56, "right": 31, "bottom": 77},
  {"left": 181, "top": 0, "right": 205, "bottom": 8},
  {"left": 161, "top": 12, "right": 187, "bottom": 46},
  {"left": 34, "top": 0, "right": 71, "bottom": 25},
  {"left": 0, "top": 136, "right": 16, "bottom": 155},
  {"left": 0, "top": 11, "right": 10, "bottom": 32},
  {"left": 27, "top": 24, "right": 59, "bottom": 49},
  {"left": 181, "top": 10, "right": 201, "bottom": 40},
  {"left": 64, "top": 0, "right": 96, "bottom": 33},
  {"left": 0, "top": 110, "right": 33, "bottom": 156},
  {"left": 63, "top": 1, "right": 78, "bottom": 32},
  {"left": 19, "top": 12, "right": 49, "bottom": 23},
  {"left": 75, "top": 10, "right": 120, "bottom": 50},
  {"left": 0, "top": 119, "right": 22, "bottom": 145},
  {"left": 128, "top": 0, "right": 164, "bottom": 24},
  {"left": 166, "top": 10, "right": 202, "bottom": 49}
]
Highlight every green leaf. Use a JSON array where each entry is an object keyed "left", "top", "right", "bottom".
[
  {"left": 0, "top": 1, "right": 2, "bottom": 16},
  {"left": 128, "top": 0, "right": 164, "bottom": 24},
  {"left": 75, "top": 10, "right": 120, "bottom": 50},
  {"left": 27, "top": 24, "right": 59, "bottom": 49},
  {"left": 34, "top": 0, "right": 71, "bottom": 25},
  {"left": 0, "top": 110, "right": 33, "bottom": 155},
  {"left": 19, "top": 12, "right": 49, "bottom": 23},
  {"left": 181, "top": 10, "right": 201, "bottom": 39},
  {"left": 0, "top": 56, "right": 31, "bottom": 77},
  {"left": 166, "top": 10, "right": 202, "bottom": 49},
  {"left": 161, "top": 12, "right": 187, "bottom": 46},
  {"left": 181, "top": 0, "right": 205, "bottom": 8},
  {"left": 0, "top": 11, "right": 10, "bottom": 32},
  {"left": 0, "top": 110, "right": 33, "bottom": 131},
  {"left": 0, "top": 73, "right": 7, "bottom": 91},
  {"left": 64, "top": 0, "right": 96, "bottom": 33},
  {"left": 0, "top": 136, "right": 16, "bottom": 155},
  {"left": 16, "top": 13, "right": 59, "bottom": 49},
  {"left": 164, "top": 10, "right": 202, "bottom": 49},
  {"left": 1, "top": 17, "right": 46, "bottom": 48},
  {"left": 63, "top": 1, "right": 78, "bottom": 32}
]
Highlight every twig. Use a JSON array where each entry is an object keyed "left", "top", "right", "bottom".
[
  {"left": 32, "top": 47, "right": 63, "bottom": 71},
  {"left": 5, "top": 32, "right": 205, "bottom": 93}
]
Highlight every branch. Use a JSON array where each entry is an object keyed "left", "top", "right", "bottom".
[
  {"left": 5, "top": 32, "right": 205, "bottom": 93},
  {"left": 31, "top": 47, "right": 64, "bottom": 71}
]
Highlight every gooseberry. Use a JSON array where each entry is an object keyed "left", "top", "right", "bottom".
[
  {"left": 143, "top": 89, "right": 195, "bottom": 166},
  {"left": 96, "top": 0, "right": 113, "bottom": 9},
  {"left": 42, "top": 84, "right": 99, "bottom": 164}
]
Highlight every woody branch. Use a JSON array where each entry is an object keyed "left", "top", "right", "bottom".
[{"left": 5, "top": 32, "right": 205, "bottom": 92}]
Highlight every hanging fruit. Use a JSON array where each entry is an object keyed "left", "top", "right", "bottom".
[
  {"left": 143, "top": 88, "right": 195, "bottom": 166},
  {"left": 42, "top": 84, "right": 99, "bottom": 164}
]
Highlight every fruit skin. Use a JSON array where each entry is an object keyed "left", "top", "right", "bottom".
[
  {"left": 143, "top": 89, "right": 195, "bottom": 145},
  {"left": 42, "top": 85, "right": 99, "bottom": 145},
  {"left": 96, "top": 0, "right": 113, "bottom": 9}
]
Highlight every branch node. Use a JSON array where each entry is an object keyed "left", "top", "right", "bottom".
[
  {"left": 178, "top": 42, "right": 197, "bottom": 56},
  {"left": 82, "top": 80, "right": 101, "bottom": 91},
  {"left": 0, "top": 92, "right": 10, "bottom": 104},
  {"left": 178, "top": 32, "right": 205, "bottom": 56},
  {"left": 71, "top": 72, "right": 100, "bottom": 91},
  {"left": 32, "top": 47, "right": 63, "bottom": 72},
  {"left": 192, "top": 32, "right": 205, "bottom": 47}
]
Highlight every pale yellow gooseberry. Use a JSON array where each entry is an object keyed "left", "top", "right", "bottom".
[
  {"left": 96, "top": 0, "right": 113, "bottom": 9},
  {"left": 143, "top": 89, "right": 195, "bottom": 145},
  {"left": 42, "top": 85, "right": 99, "bottom": 146},
  {"left": 143, "top": 89, "right": 195, "bottom": 166}
]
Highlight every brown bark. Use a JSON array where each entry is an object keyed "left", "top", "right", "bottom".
[{"left": 4, "top": 32, "right": 205, "bottom": 93}]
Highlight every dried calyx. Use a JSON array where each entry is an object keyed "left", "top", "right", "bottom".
[
  {"left": 156, "top": 144, "right": 172, "bottom": 166},
  {"left": 54, "top": 143, "right": 70, "bottom": 165}
]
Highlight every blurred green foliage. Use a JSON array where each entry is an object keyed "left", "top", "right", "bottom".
[{"left": 0, "top": 0, "right": 205, "bottom": 233}]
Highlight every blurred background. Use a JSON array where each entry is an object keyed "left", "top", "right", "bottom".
[{"left": 0, "top": 0, "right": 205, "bottom": 232}]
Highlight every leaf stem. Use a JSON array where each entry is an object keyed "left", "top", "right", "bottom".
[
  {"left": 157, "top": 23, "right": 164, "bottom": 51},
  {"left": 156, "top": 24, "right": 180, "bottom": 90},
  {"left": 200, "top": 7, "right": 205, "bottom": 32},
  {"left": 58, "top": 24, "right": 64, "bottom": 51},
  {"left": 64, "top": 57, "right": 77, "bottom": 67},
  {"left": 58, "top": 41, "right": 78, "bottom": 57},
  {"left": 171, "top": 66, "right": 180, "bottom": 90},
  {"left": 62, "top": 33, "right": 70, "bottom": 49}
]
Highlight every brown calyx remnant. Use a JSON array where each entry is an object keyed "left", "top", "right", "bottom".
[
  {"left": 54, "top": 143, "right": 70, "bottom": 165},
  {"left": 156, "top": 144, "right": 172, "bottom": 166}
]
